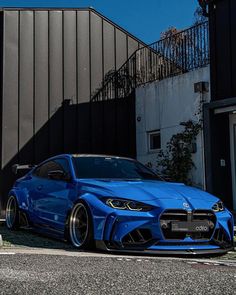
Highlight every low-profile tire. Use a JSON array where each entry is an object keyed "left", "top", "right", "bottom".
[
  {"left": 5, "top": 195, "right": 20, "bottom": 230},
  {"left": 69, "top": 200, "right": 95, "bottom": 250}
]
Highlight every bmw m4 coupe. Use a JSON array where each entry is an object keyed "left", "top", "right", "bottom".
[{"left": 6, "top": 154, "right": 234, "bottom": 255}]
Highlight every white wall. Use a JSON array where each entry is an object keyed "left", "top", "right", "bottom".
[{"left": 136, "top": 66, "right": 210, "bottom": 189}]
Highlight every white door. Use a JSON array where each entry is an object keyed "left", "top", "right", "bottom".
[{"left": 229, "top": 114, "right": 236, "bottom": 210}]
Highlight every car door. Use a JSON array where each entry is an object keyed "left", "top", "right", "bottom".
[{"left": 29, "top": 158, "right": 73, "bottom": 232}]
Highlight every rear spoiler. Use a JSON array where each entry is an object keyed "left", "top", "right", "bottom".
[{"left": 12, "top": 164, "right": 36, "bottom": 175}]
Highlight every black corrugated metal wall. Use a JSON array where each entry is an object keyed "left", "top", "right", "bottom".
[
  {"left": 204, "top": 0, "right": 236, "bottom": 209},
  {"left": 0, "top": 8, "right": 142, "bottom": 212},
  {"left": 209, "top": 0, "right": 236, "bottom": 101}
]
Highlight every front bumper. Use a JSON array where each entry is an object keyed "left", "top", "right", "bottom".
[{"left": 97, "top": 208, "right": 234, "bottom": 255}]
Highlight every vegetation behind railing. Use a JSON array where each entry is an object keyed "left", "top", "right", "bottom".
[{"left": 91, "top": 21, "right": 209, "bottom": 102}]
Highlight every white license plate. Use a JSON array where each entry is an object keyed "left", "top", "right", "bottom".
[{"left": 171, "top": 221, "right": 209, "bottom": 232}]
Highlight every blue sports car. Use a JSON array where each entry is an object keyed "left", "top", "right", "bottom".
[{"left": 6, "top": 154, "right": 234, "bottom": 255}]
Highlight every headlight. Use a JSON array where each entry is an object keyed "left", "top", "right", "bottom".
[
  {"left": 212, "top": 201, "right": 225, "bottom": 212},
  {"left": 104, "top": 198, "right": 153, "bottom": 212}
]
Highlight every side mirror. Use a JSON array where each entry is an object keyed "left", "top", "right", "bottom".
[{"left": 48, "top": 170, "right": 71, "bottom": 182}]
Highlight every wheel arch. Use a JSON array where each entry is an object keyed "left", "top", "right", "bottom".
[
  {"left": 64, "top": 194, "right": 95, "bottom": 240},
  {"left": 65, "top": 193, "right": 105, "bottom": 241},
  {"left": 8, "top": 188, "right": 28, "bottom": 211},
  {"left": 66, "top": 197, "right": 95, "bottom": 249}
]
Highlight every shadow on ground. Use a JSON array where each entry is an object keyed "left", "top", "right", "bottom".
[
  {"left": 0, "top": 223, "right": 235, "bottom": 260},
  {"left": 0, "top": 225, "right": 73, "bottom": 250}
]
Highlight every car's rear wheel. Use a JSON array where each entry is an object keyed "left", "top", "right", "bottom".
[
  {"left": 69, "top": 201, "right": 94, "bottom": 249},
  {"left": 6, "top": 196, "right": 19, "bottom": 230}
]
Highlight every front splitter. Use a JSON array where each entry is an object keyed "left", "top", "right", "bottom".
[{"left": 95, "top": 240, "right": 234, "bottom": 256}]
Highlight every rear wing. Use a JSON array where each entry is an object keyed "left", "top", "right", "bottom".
[{"left": 12, "top": 164, "right": 36, "bottom": 175}]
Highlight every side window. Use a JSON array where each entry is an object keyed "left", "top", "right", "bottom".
[
  {"left": 33, "top": 166, "right": 41, "bottom": 177},
  {"left": 54, "top": 159, "right": 71, "bottom": 177},
  {"left": 33, "top": 163, "right": 49, "bottom": 178},
  {"left": 43, "top": 161, "right": 61, "bottom": 177},
  {"left": 33, "top": 158, "right": 71, "bottom": 180}
]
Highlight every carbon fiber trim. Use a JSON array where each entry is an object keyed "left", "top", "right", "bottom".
[{"left": 95, "top": 240, "right": 234, "bottom": 256}]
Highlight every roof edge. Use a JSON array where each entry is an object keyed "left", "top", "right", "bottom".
[{"left": 0, "top": 7, "right": 147, "bottom": 46}]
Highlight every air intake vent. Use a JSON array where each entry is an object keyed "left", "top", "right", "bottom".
[
  {"left": 122, "top": 229, "right": 152, "bottom": 247},
  {"left": 213, "top": 228, "right": 232, "bottom": 249}
]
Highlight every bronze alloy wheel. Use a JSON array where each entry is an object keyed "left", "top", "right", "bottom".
[
  {"left": 69, "top": 202, "right": 89, "bottom": 248},
  {"left": 6, "top": 196, "right": 19, "bottom": 229}
]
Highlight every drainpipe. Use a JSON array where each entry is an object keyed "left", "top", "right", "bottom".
[
  {"left": 194, "top": 81, "right": 209, "bottom": 190},
  {"left": 200, "top": 91, "right": 206, "bottom": 190}
]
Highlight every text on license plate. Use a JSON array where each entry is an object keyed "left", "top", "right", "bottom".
[{"left": 171, "top": 221, "right": 209, "bottom": 232}]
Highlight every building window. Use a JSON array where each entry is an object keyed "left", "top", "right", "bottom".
[{"left": 148, "top": 130, "right": 161, "bottom": 152}]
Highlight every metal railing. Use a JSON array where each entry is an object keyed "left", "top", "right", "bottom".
[{"left": 91, "top": 21, "right": 209, "bottom": 102}]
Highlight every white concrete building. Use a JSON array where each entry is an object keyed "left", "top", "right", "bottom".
[{"left": 136, "top": 66, "right": 210, "bottom": 189}]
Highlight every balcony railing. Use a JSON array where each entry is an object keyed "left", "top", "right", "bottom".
[{"left": 91, "top": 21, "right": 209, "bottom": 102}]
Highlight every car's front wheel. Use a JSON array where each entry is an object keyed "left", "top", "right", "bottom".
[
  {"left": 6, "top": 195, "right": 20, "bottom": 230},
  {"left": 69, "top": 201, "right": 94, "bottom": 250}
]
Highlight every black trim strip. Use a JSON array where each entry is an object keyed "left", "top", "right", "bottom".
[
  {"left": 33, "top": 10, "right": 36, "bottom": 164},
  {"left": 96, "top": 239, "right": 233, "bottom": 256},
  {"left": 205, "top": 97, "right": 236, "bottom": 110},
  {"left": 17, "top": 11, "right": 20, "bottom": 163},
  {"left": 0, "top": 11, "right": 4, "bottom": 213}
]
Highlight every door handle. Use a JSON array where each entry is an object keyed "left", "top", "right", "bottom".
[{"left": 37, "top": 185, "right": 43, "bottom": 191}]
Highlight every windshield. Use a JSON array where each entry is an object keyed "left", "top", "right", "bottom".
[{"left": 72, "top": 156, "right": 162, "bottom": 180}]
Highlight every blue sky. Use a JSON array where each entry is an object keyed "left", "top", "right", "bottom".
[{"left": 0, "top": 0, "right": 199, "bottom": 43}]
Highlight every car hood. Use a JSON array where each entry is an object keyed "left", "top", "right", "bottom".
[{"left": 77, "top": 179, "right": 218, "bottom": 205}]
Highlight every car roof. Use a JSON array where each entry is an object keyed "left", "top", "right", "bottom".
[
  {"left": 72, "top": 154, "right": 135, "bottom": 161},
  {"left": 42, "top": 154, "right": 136, "bottom": 163}
]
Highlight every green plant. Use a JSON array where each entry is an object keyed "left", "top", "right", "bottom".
[{"left": 157, "top": 120, "right": 202, "bottom": 185}]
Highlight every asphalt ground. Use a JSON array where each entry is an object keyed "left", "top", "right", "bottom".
[
  {"left": 0, "top": 225, "right": 236, "bottom": 295},
  {"left": 0, "top": 253, "right": 235, "bottom": 295}
]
